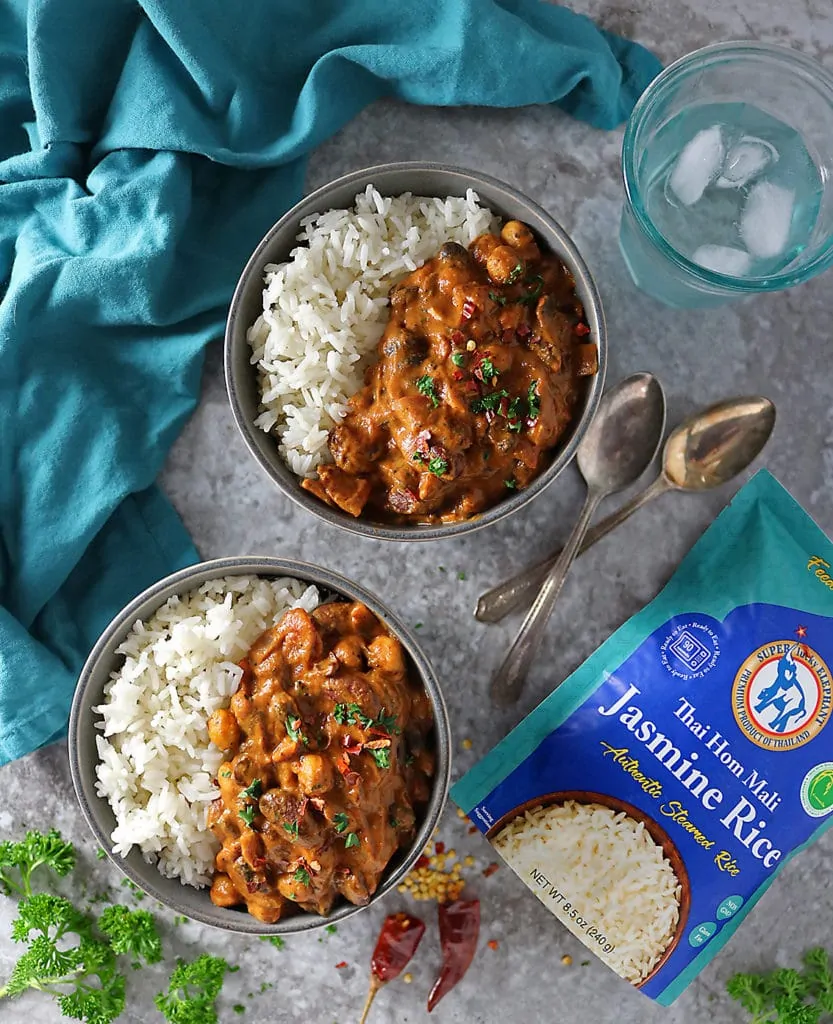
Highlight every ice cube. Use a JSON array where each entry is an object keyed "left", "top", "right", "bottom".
[
  {"left": 716, "top": 136, "right": 778, "bottom": 189},
  {"left": 692, "top": 244, "right": 752, "bottom": 277},
  {"left": 668, "top": 126, "right": 725, "bottom": 206},
  {"left": 739, "top": 181, "right": 794, "bottom": 259}
]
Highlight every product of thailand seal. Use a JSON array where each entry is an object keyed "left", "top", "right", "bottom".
[{"left": 452, "top": 470, "right": 833, "bottom": 1004}]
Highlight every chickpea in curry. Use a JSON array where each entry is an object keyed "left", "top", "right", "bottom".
[
  {"left": 206, "top": 600, "right": 434, "bottom": 921},
  {"left": 302, "top": 220, "right": 598, "bottom": 523}
]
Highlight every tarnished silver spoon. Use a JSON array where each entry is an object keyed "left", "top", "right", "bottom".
[
  {"left": 477, "top": 395, "right": 776, "bottom": 625},
  {"left": 489, "top": 372, "right": 666, "bottom": 707}
]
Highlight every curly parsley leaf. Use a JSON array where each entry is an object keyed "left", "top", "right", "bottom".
[
  {"left": 344, "top": 833, "right": 360, "bottom": 849},
  {"left": 0, "top": 829, "right": 75, "bottom": 899},
  {"left": 155, "top": 954, "right": 231, "bottom": 1024},
  {"left": 293, "top": 867, "right": 311, "bottom": 887},
  {"left": 370, "top": 749, "right": 391, "bottom": 770},
  {"left": 239, "top": 805, "right": 256, "bottom": 828},
  {"left": 98, "top": 905, "right": 162, "bottom": 965},
  {"left": 416, "top": 375, "right": 440, "bottom": 408}
]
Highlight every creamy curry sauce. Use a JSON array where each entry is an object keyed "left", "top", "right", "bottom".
[
  {"left": 206, "top": 601, "right": 434, "bottom": 921},
  {"left": 303, "top": 220, "right": 598, "bottom": 523}
]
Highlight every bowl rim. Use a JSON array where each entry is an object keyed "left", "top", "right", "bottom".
[
  {"left": 68, "top": 556, "right": 452, "bottom": 934},
  {"left": 484, "top": 789, "right": 691, "bottom": 986},
  {"left": 224, "top": 161, "right": 607, "bottom": 542}
]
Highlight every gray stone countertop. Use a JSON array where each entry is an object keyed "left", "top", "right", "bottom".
[{"left": 4, "top": 2, "right": 833, "bottom": 1022}]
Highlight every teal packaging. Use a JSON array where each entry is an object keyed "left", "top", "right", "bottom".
[{"left": 453, "top": 471, "right": 833, "bottom": 1003}]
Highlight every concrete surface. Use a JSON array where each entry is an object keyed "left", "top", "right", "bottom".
[{"left": 3, "top": 1, "right": 833, "bottom": 1021}]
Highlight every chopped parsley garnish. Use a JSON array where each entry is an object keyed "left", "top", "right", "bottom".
[
  {"left": 457, "top": 571, "right": 467, "bottom": 581},
  {"left": 375, "top": 709, "right": 401, "bottom": 734},
  {"left": 404, "top": 752, "right": 416, "bottom": 767},
  {"left": 344, "top": 833, "right": 360, "bottom": 849},
  {"left": 478, "top": 356, "right": 498, "bottom": 381},
  {"left": 451, "top": 352, "right": 466, "bottom": 367},
  {"left": 293, "top": 867, "right": 311, "bottom": 886},
  {"left": 260, "top": 935, "right": 285, "bottom": 950},
  {"left": 239, "top": 805, "right": 256, "bottom": 827},
  {"left": 96, "top": 847, "right": 106, "bottom": 860},
  {"left": 220, "top": 768, "right": 232, "bottom": 778},
  {"left": 282, "top": 821, "right": 299, "bottom": 838},
  {"left": 506, "top": 262, "right": 525, "bottom": 284},
  {"left": 285, "top": 716, "right": 303, "bottom": 742},
  {"left": 333, "top": 813, "right": 349, "bottom": 834},
  {"left": 507, "top": 396, "right": 524, "bottom": 431},
  {"left": 333, "top": 702, "right": 373, "bottom": 728},
  {"left": 505, "top": 478, "right": 517, "bottom": 490},
  {"left": 389, "top": 814, "right": 400, "bottom": 829},
  {"left": 488, "top": 290, "right": 507, "bottom": 306},
  {"left": 240, "top": 778, "right": 262, "bottom": 801},
  {"left": 371, "top": 749, "right": 391, "bottom": 770},
  {"left": 427, "top": 455, "right": 448, "bottom": 477},
  {"left": 234, "top": 1005, "right": 245, "bottom": 1015},
  {"left": 414, "top": 622, "right": 423, "bottom": 629},
  {"left": 527, "top": 380, "right": 540, "bottom": 421},
  {"left": 438, "top": 565, "right": 447, "bottom": 572},
  {"left": 471, "top": 388, "right": 509, "bottom": 414},
  {"left": 416, "top": 375, "right": 440, "bottom": 407}
]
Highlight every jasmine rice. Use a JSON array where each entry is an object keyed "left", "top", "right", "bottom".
[
  {"left": 94, "top": 576, "right": 319, "bottom": 886},
  {"left": 247, "top": 185, "right": 498, "bottom": 477}
]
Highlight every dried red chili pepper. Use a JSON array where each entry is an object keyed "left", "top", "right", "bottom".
[
  {"left": 575, "top": 321, "right": 591, "bottom": 336},
  {"left": 461, "top": 298, "right": 476, "bottom": 321},
  {"left": 427, "top": 899, "right": 480, "bottom": 1012},
  {"left": 359, "top": 912, "right": 426, "bottom": 1024}
]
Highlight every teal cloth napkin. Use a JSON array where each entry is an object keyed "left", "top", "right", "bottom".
[{"left": 0, "top": 0, "right": 661, "bottom": 766}]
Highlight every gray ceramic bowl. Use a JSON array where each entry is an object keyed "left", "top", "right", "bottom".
[
  {"left": 68, "top": 557, "right": 451, "bottom": 934},
  {"left": 225, "top": 162, "right": 607, "bottom": 541}
]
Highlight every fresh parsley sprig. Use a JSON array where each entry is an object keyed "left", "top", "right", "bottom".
[{"left": 728, "top": 948, "right": 833, "bottom": 1024}]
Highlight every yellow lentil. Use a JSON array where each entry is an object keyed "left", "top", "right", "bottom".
[
  {"left": 466, "top": 339, "right": 476, "bottom": 351},
  {"left": 456, "top": 808, "right": 468, "bottom": 820},
  {"left": 561, "top": 955, "right": 573, "bottom": 966},
  {"left": 462, "top": 738, "right": 473, "bottom": 750},
  {"left": 403, "top": 973, "right": 413, "bottom": 984},
  {"left": 464, "top": 855, "right": 475, "bottom": 867}
]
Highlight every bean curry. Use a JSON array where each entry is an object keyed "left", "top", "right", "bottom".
[
  {"left": 206, "top": 601, "right": 434, "bottom": 921},
  {"left": 302, "top": 220, "right": 598, "bottom": 523}
]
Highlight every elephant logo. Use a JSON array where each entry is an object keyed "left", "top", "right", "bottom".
[{"left": 732, "top": 634, "right": 831, "bottom": 751}]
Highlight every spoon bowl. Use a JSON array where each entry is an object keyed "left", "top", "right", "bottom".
[
  {"left": 578, "top": 371, "right": 667, "bottom": 491},
  {"left": 663, "top": 396, "right": 776, "bottom": 491}
]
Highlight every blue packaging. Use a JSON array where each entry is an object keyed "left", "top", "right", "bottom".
[{"left": 452, "top": 471, "right": 833, "bottom": 1003}]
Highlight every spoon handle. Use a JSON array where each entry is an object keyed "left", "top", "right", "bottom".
[
  {"left": 476, "top": 475, "right": 672, "bottom": 625},
  {"left": 490, "top": 489, "right": 604, "bottom": 707}
]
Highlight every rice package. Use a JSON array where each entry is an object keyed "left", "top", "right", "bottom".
[{"left": 452, "top": 470, "right": 833, "bottom": 1003}]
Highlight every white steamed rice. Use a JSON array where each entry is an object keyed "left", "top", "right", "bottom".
[
  {"left": 247, "top": 185, "right": 498, "bottom": 477},
  {"left": 94, "top": 575, "right": 319, "bottom": 886},
  {"left": 492, "top": 801, "right": 681, "bottom": 983}
]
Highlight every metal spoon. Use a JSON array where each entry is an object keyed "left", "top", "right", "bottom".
[
  {"left": 477, "top": 395, "right": 776, "bottom": 625},
  {"left": 489, "top": 372, "right": 666, "bottom": 707}
]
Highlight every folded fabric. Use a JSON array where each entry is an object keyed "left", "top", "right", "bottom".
[{"left": 0, "top": 0, "right": 662, "bottom": 765}]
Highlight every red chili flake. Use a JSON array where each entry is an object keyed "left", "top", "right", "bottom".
[
  {"left": 309, "top": 797, "right": 326, "bottom": 812},
  {"left": 497, "top": 397, "right": 509, "bottom": 418},
  {"left": 246, "top": 881, "right": 259, "bottom": 893},
  {"left": 450, "top": 330, "right": 465, "bottom": 346},
  {"left": 212, "top": 778, "right": 219, "bottom": 787},
  {"left": 415, "top": 854, "right": 430, "bottom": 870},
  {"left": 575, "top": 322, "right": 591, "bottom": 336},
  {"left": 344, "top": 771, "right": 361, "bottom": 787},
  {"left": 461, "top": 298, "right": 476, "bottom": 321},
  {"left": 364, "top": 738, "right": 391, "bottom": 750},
  {"left": 473, "top": 366, "right": 484, "bottom": 382},
  {"left": 488, "top": 940, "right": 499, "bottom": 951},
  {"left": 452, "top": 369, "right": 465, "bottom": 381},
  {"left": 335, "top": 961, "right": 348, "bottom": 969},
  {"left": 464, "top": 380, "right": 480, "bottom": 395},
  {"left": 467, "top": 825, "right": 478, "bottom": 834},
  {"left": 516, "top": 322, "right": 531, "bottom": 337},
  {"left": 483, "top": 862, "right": 500, "bottom": 878},
  {"left": 342, "top": 736, "right": 363, "bottom": 756},
  {"left": 252, "top": 856, "right": 267, "bottom": 870},
  {"left": 484, "top": 409, "right": 496, "bottom": 424},
  {"left": 434, "top": 841, "right": 446, "bottom": 855},
  {"left": 336, "top": 753, "right": 353, "bottom": 777}
]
